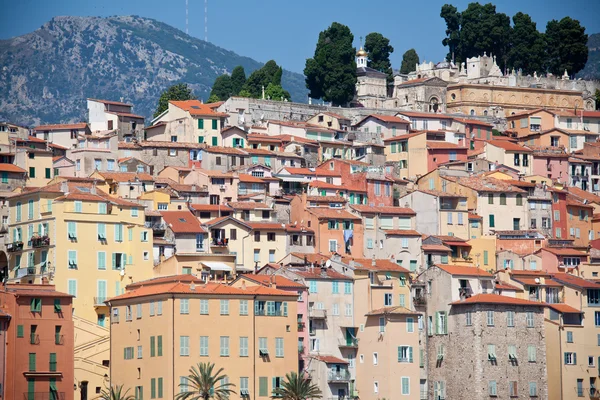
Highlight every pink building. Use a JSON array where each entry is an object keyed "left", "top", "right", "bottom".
[
  {"left": 535, "top": 247, "right": 588, "bottom": 273},
  {"left": 426, "top": 141, "right": 468, "bottom": 173},
  {"left": 530, "top": 146, "right": 569, "bottom": 182}
]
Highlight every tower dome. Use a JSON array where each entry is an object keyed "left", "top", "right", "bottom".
[{"left": 356, "top": 47, "right": 367, "bottom": 67}]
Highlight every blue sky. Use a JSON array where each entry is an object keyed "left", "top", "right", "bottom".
[{"left": 1, "top": 0, "right": 599, "bottom": 74}]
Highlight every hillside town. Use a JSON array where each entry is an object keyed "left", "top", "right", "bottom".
[{"left": 2, "top": 43, "right": 600, "bottom": 400}]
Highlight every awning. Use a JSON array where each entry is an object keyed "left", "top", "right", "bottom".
[
  {"left": 444, "top": 241, "right": 471, "bottom": 247},
  {"left": 201, "top": 262, "right": 233, "bottom": 272},
  {"left": 276, "top": 176, "right": 311, "bottom": 183}
]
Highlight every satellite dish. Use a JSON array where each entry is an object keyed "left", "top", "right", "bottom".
[
  {"left": 325, "top": 260, "right": 332, "bottom": 268},
  {"left": 534, "top": 277, "right": 540, "bottom": 284}
]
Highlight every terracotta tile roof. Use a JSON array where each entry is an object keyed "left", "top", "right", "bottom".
[
  {"left": 247, "top": 134, "right": 283, "bottom": 143},
  {"left": 227, "top": 201, "right": 270, "bottom": 210},
  {"left": 494, "top": 282, "right": 522, "bottom": 291},
  {"left": 567, "top": 187, "right": 600, "bottom": 204},
  {"left": 566, "top": 195, "right": 595, "bottom": 209},
  {"left": 34, "top": 123, "right": 88, "bottom": 131},
  {"left": 487, "top": 140, "right": 532, "bottom": 152},
  {"left": 413, "top": 189, "right": 466, "bottom": 198},
  {"left": 203, "top": 146, "right": 247, "bottom": 155},
  {"left": 382, "top": 132, "right": 424, "bottom": 142},
  {"left": 106, "top": 111, "right": 144, "bottom": 119},
  {"left": 396, "top": 111, "right": 454, "bottom": 120},
  {"left": 512, "top": 277, "right": 563, "bottom": 287},
  {"left": 190, "top": 204, "right": 233, "bottom": 212},
  {"left": 154, "top": 178, "right": 207, "bottom": 193},
  {"left": 110, "top": 277, "right": 293, "bottom": 301},
  {"left": 88, "top": 98, "right": 132, "bottom": 106},
  {"left": 552, "top": 273, "right": 600, "bottom": 289},
  {"left": 351, "top": 258, "right": 409, "bottom": 273},
  {"left": 450, "top": 293, "right": 545, "bottom": 306},
  {"left": 170, "top": 100, "right": 228, "bottom": 117},
  {"left": 294, "top": 268, "right": 352, "bottom": 280},
  {"left": 453, "top": 118, "right": 494, "bottom": 127},
  {"left": 240, "top": 275, "right": 306, "bottom": 289},
  {"left": 306, "top": 195, "right": 347, "bottom": 202},
  {"left": 528, "top": 145, "right": 569, "bottom": 157},
  {"left": 397, "top": 77, "right": 432, "bottom": 86},
  {"left": 137, "top": 141, "right": 206, "bottom": 149},
  {"left": 308, "top": 208, "right": 361, "bottom": 220},
  {"left": 0, "top": 164, "right": 26, "bottom": 173},
  {"left": 309, "top": 181, "right": 344, "bottom": 190},
  {"left": 289, "top": 252, "right": 332, "bottom": 265},
  {"left": 204, "top": 216, "right": 232, "bottom": 226},
  {"left": 6, "top": 286, "right": 73, "bottom": 298},
  {"left": 365, "top": 306, "right": 420, "bottom": 316},
  {"left": 161, "top": 211, "right": 206, "bottom": 233},
  {"left": 435, "top": 264, "right": 493, "bottom": 277},
  {"left": 468, "top": 213, "right": 483, "bottom": 220},
  {"left": 313, "top": 355, "right": 349, "bottom": 364},
  {"left": 546, "top": 303, "right": 582, "bottom": 313},
  {"left": 468, "top": 148, "right": 485, "bottom": 157},
  {"left": 350, "top": 205, "right": 415, "bottom": 215},
  {"left": 48, "top": 143, "right": 69, "bottom": 150},
  {"left": 450, "top": 176, "right": 527, "bottom": 193},
  {"left": 238, "top": 174, "right": 266, "bottom": 183},
  {"left": 421, "top": 244, "right": 451, "bottom": 252},
  {"left": 384, "top": 230, "right": 421, "bottom": 236},
  {"left": 507, "top": 270, "right": 551, "bottom": 276},
  {"left": 502, "top": 179, "right": 536, "bottom": 188},
  {"left": 357, "top": 114, "right": 411, "bottom": 125},
  {"left": 583, "top": 111, "right": 600, "bottom": 118},
  {"left": 271, "top": 134, "right": 320, "bottom": 146},
  {"left": 540, "top": 247, "right": 587, "bottom": 257},
  {"left": 243, "top": 147, "right": 276, "bottom": 156},
  {"left": 97, "top": 171, "right": 154, "bottom": 182}
]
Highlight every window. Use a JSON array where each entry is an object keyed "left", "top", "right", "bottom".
[
  {"left": 407, "top": 317, "right": 414, "bottom": 333},
  {"left": 567, "top": 331, "right": 573, "bottom": 343},
  {"left": 379, "top": 317, "right": 385, "bottom": 332},
  {"left": 373, "top": 352, "right": 378, "bottom": 365},
  {"left": 240, "top": 300, "right": 248, "bottom": 316},
  {"left": 345, "top": 304, "right": 352, "bottom": 316},
  {"left": 309, "top": 281, "right": 317, "bottom": 293},
  {"left": 499, "top": 194, "right": 506, "bottom": 205},
  {"left": 180, "top": 299, "right": 189, "bottom": 314},
  {"left": 436, "top": 311, "right": 448, "bottom": 334},
  {"left": 465, "top": 311, "right": 472, "bottom": 326},
  {"left": 397, "top": 346, "right": 413, "bottom": 363},
  {"left": 332, "top": 281, "right": 339, "bottom": 294},
  {"left": 30, "top": 298, "right": 42, "bottom": 313},
  {"left": 68, "top": 251, "right": 77, "bottom": 269},
  {"left": 564, "top": 352, "right": 576, "bottom": 365},
  {"left": 529, "top": 382, "right": 537, "bottom": 397},
  {"left": 220, "top": 336, "right": 230, "bottom": 356},
  {"left": 344, "top": 282, "right": 352, "bottom": 294},
  {"left": 180, "top": 336, "right": 189, "bottom": 356},
  {"left": 488, "top": 344, "right": 497, "bottom": 361},
  {"left": 200, "top": 336, "right": 209, "bottom": 356},
  {"left": 508, "top": 344, "right": 517, "bottom": 362},
  {"left": 489, "top": 214, "right": 495, "bottom": 228},
  {"left": 239, "top": 337, "right": 248, "bottom": 357},
  {"left": 384, "top": 293, "right": 392, "bottom": 306},
  {"left": 275, "top": 338, "right": 284, "bottom": 357},
  {"left": 528, "top": 345, "right": 537, "bottom": 362},
  {"left": 488, "top": 381, "right": 497, "bottom": 396},
  {"left": 220, "top": 300, "right": 229, "bottom": 315},
  {"left": 401, "top": 377, "right": 410, "bottom": 395},
  {"left": 488, "top": 194, "right": 494, "bottom": 204},
  {"left": 487, "top": 311, "right": 494, "bottom": 326},
  {"left": 526, "top": 311, "right": 534, "bottom": 327}
]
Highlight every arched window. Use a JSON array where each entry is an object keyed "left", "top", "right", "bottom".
[
  {"left": 500, "top": 193, "right": 507, "bottom": 205},
  {"left": 483, "top": 110, "right": 488, "bottom": 116},
  {"left": 470, "top": 109, "right": 475, "bottom": 116},
  {"left": 516, "top": 194, "right": 523, "bottom": 206}
]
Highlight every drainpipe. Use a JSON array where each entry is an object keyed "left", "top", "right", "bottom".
[
  {"left": 172, "top": 294, "right": 175, "bottom": 400},
  {"left": 253, "top": 295, "right": 257, "bottom": 400}
]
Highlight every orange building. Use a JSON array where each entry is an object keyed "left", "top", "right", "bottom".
[{"left": 0, "top": 284, "right": 74, "bottom": 400}]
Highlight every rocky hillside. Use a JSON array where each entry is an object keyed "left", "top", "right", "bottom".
[
  {"left": 576, "top": 32, "right": 600, "bottom": 80},
  {"left": 0, "top": 16, "right": 307, "bottom": 126}
]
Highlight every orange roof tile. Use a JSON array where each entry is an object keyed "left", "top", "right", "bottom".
[
  {"left": 546, "top": 303, "right": 582, "bottom": 313},
  {"left": 240, "top": 275, "right": 306, "bottom": 289},
  {"left": 350, "top": 205, "right": 415, "bottom": 215},
  {"left": 454, "top": 118, "right": 494, "bottom": 127},
  {"left": 552, "top": 273, "right": 600, "bottom": 289},
  {"left": 227, "top": 202, "right": 270, "bottom": 210},
  {"left": 396, "top": 111, "right": 454, "bottom": 120},
  {"left": 365, "top": 306, "right": 420, "bottom": 316},
  {"left": 238, "top": 174, "right": 266, "bottom": 183},
  {"left": 382, "top": 132, "right": 424, "bottom": 142},
  {"left": 436, "top": 264, "right": 493, "bottom": 277},
  {"left": 190, "top": 204, "right": 233, "bottom": 212},
  {"left": 487, "top": 140, "right": 532, "bottom": 152},
  {"left": 540, "top": 247, "right": 587, "bottom": 257},
  {"left": 170, "top": 100, "right": 228, "bottom": 117},
  {"left": 357, "top": 114, "right": 411, "bottom": 125},
  {"left": 294, "top": 268, "right": 352, "bottom": 281},
  {"left": 313, "top": 355, "right": 348, "bottom": 364},
  {"left": 426, "top": 141, "right": 466, "bottom": 150},
  {"left": 384, "top": 230, "right": 421, "bottom": 236},
  {"left": 97, "top": 171, "right": 154, "bottom": 182},
  {"left": 246, "top": 222, "right": 286, "bottom": 230},
  {"left": 421, "top": 244, "right": 452, "bottom": 252},
  {"left": 161, "top": 211, "right": 206, "bottom": 234},
  {"left": 494, "top": 282, "right": 522, "bottom": 291},
  {"left": 308, "top": 208, "right": 361, "bottom": 220},
  {"left": 351, "top": 258, "right": 409, "bottom": 273},
  {"left": 0, "top": 164, "right": 26, "bottom": 173},
  {"left": 450, "top": 293, "right": 545, "bottom": 306},
  {"left": 34, "top": 123, "right": 88, "bottom": 131},
  {"left": 309, "top": 181, "right": 344, "bottom": 190}
]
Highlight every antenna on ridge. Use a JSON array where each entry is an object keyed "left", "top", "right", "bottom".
[
  {"left": 204, "top": 0, "right": 208, "bottom": 42},
  {"left": 185, "top": 0, "right": 189, "bottom": 34}
]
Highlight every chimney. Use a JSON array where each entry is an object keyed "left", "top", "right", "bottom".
[
  {"left": 241, "top": 280, "right": 246, "bottom": 290},
  {"left": 60, "top": 181, "right": 68, "bottom": 193}
]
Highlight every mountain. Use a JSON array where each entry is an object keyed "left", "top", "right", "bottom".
[
  {"left": 0, "top": 16, "right": 308, "bottom": 126},
  {"left": 576, "top": 32, "right": 600, "bottom": 80}
]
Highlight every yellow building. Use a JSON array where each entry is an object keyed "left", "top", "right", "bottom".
[
  {"left": 383, "top": 132, "right": 427, "bottom": 180},
  {"left": 7, "top": 178, "right": 154, "bottom": 395},
  {"left": 107, "top": 274, "right": 298, "bottom": 399},
  {"left": 14, "top": 148, "right": 54, "bottom": 187},
  {"left": 468, "top": 235, "right": 497, "bottom": 273}
]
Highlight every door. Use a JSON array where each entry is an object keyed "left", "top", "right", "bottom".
[
  {"left": 513, "top": 218, "right": 520, "bottom": 230},
  {"left": 337, "top": 388, "right": 346, "bottom": 399}
]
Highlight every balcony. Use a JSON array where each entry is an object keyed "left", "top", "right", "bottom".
[
  {"left": 413, "top": 295, "right": 427, "bottom": 306},
  {"left": 210, "top": 238, "right": 229, "bottom": 247},
  {"left": 30, "top": 235, "right": 50, "bottom": 248},
  {"left": 327, "top": 370, "right": 351, "bottom": 382},
  {"left": 309, "top": 309, "right": 327, "bottom": 319},
  {"left": 338, "top": 338, "right": 358, "bottom": 348},
  {"left": 590, "top": 388, "right": 600, "bottom": 399},
  {"left": 23, "top": 393, "right": 66, "bottom": 400},
  {"left": 255, "top": 309, "right": 284, "bottom": 317},
  {"left": 298, "top": 322, "right": 305, "bottom": 331},
  {"left": 93, "top": 297, "right": 107, "bottom": 306},
  {"left": 7, "top": 241, "right": 23, "bottom": 252},
  {"left": 145, "top": 222, "right": 166, "bottom": 232},
  {"left": 298, "top": 345, "right": 304, "bottom": 353}
]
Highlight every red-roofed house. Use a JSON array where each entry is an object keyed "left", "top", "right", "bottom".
[
  {"left": 536, "top": 247, "right": 588, "bottom": 273},
  {"left": 426, "top": 140, "right": 469, "bottom": 173},
  {"left": 161, "top": 210, "right": 206, "bottom": 253},
  {"left": 484, "top": 140, "right": 533, "bottom": 175},
  {"left": 150, "top": 100, "right": 228, "bottom": 145},
  {"left": 33, "top": 122, "right": 91, "bottom": 149},
  {"left": 87, "top": 98, "right": 144, "bottom": 141},
  {"left": 353, "top": 114, "right": 410, "bottom": 140}
]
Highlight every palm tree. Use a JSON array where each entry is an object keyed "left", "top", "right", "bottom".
[
  {"left": 176, "top": 362, "right": 236, "bottom": 400},
  {"left": 96, "top": 385, "right": 135, "bottom": 400},
  {"left": 272, "top": 372, "right": 322, "bottom": 400}
]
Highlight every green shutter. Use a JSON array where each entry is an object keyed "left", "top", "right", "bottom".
[
  {"left": 435, "top": 312, "right": 440, "bottom": 334},
  {"left": 259, "top": 377, "right": 268, "bottom": 396},
  {"left": 151, "top": 378, "right": 156, "bottom": 399},
  {"left": 17, "top": 325, "right": 24, "bottom": 338},
  {"left": 49, "top": 353, "right": 57, "bottom": 371},
  {"left": 408, "top": 346, "right": 413, "bottom": 362},
  {"left": 483, "top": 250, "right": 489, "bottom": 265},
  {"left": 54, "top": 299, "right": 61, "bottom": 313},
  {"left": 157, "top": 378, "right": 163, "bottom": 398},
  {"left": 27, "top": 379, "right": 35, "bottom": 400},
  {"left": 212, "top": 137, "right": 218, "bottom": 146},
  {"left": 212, "top": 119, "right": 218, "bottom": 130},
  {"left": 29, "top": 167, "right": 35, "bottom": 178},
  {"left": 151, "top": 336, "right": 156, "bottom": 357},
  {"left": 29, "top": 353, "right": 36, "bottom": 371},
  {"left": 489, "top": 214, "right": 495, "bottom": 228},
  {"left": 157, "top": 335, "right": 163, "bottom": 356},
  {"left": 45, "top": 168, "right": 51, "bottom": 179},
  {"left": 198, "top": 119, "right": 204, "bottom": 129}
]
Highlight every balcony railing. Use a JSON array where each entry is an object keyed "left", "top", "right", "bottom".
[
  {"left": 94, "top": 297, "right": 107, "bottom": 306},
  {"left": 211, "top": 238, "right": 229, "bottom": 247},
  {"left": 7, "top": 241, "right": 24, "bottom": 252},
  {"left": 30, "top": 235, "right": 50, "bottom": 248},
  {"left": 338, "top": 338, "right": 358, "bottom": 348},
  {"left": 420, "top": 390, "right": 428, "bottom": 400},
  {"left": 327, "top": 370, "right": 351, "bottom": 382},
  {"left": 298, "top": 322, "right": 305, "bottom": 331},
  {"left": 413, "top": 295, "right": 427, "bottom": 306},
  {"left": 309, "top": 309, "right": 327, "bottom": 319},
  {"left": 145, "top": 222, "right": 166, "bottom": 232},
  {"left": 590, "top": 388, "right": 600, "bottom": 399},
  {"left": 27, "top": 267, "right": 36, "bottom": 275},
  {"left": 255, "top": 309, "right": 284, "bottom": 317},
  {"left": 23, "top": 393, "right": 66, "bottom": 400}
]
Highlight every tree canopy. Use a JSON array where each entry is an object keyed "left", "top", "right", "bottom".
[
  {"left": 243, "top": 60, "right": 284, "bottom": 98},
  {"left": 304, "top": 22, "right": 357, "bottom": 106},
  {"left": 230, "top": 66, "right": 247, "bottom": 96},
  {"left": 264, "top": 83, "right": 291, "bottom": 101},
  {"left": 400, "top": 49, "right": 420, "bottom": 75},
  {"left": 364, "top": 32, "right": 394, "bottom": 83},
  {"left": 209, "top": 75, "right": 233, "bottom": 102},
  {"left": 154, "top": 83, "right": 196, "bottom": 118},
  {"left": 440, "top": 3, "right": 589, "bottom": 75}
]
